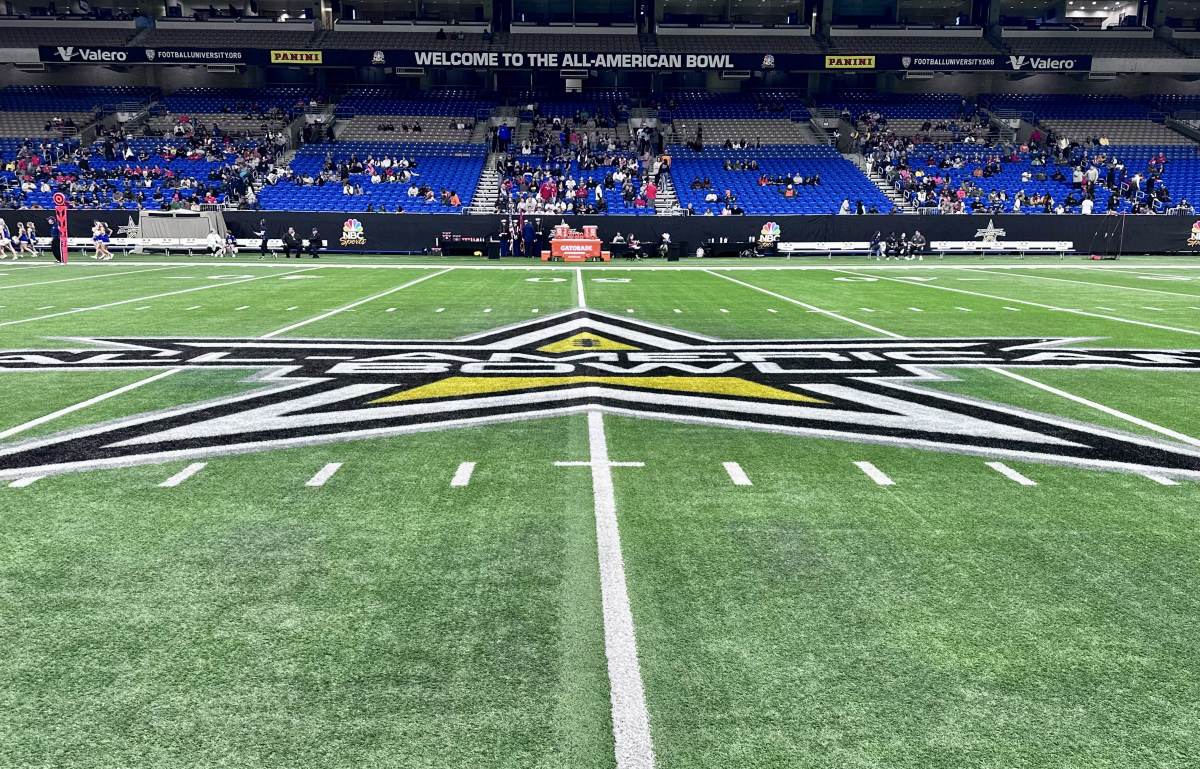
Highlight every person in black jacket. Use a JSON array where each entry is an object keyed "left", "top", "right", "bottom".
[
  {"left": 306, "top": 227, "right": 321, "bottom": 259},
  {"left": 282, "top": 227, "right": 301, "bottom": 258}
]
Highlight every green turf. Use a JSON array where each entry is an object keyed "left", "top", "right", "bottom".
[{"left": 1, "top": 257, "right": 1199, "bottom": 769}]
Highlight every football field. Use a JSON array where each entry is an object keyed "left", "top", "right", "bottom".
[{"left": 1, "top": 256, "right": 1199, "bottom": 769}]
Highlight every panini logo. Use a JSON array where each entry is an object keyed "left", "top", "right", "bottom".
[
  {"left": 825, "top": 55, "right": 875, "bottom": 69},
  {"left": 271, "top": 50, "right": 323, "bottom": 65},
  {"left": 0, "top": 311, "right": 1199, "bottom": 479}
]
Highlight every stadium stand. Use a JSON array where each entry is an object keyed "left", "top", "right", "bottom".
[
  {"left": 258, "top": 142, "right": 486, "bottom": 213},
  {"left": 827, "top": 26, "right": 1000, "bottom": 55},
  {"left": 137, "top": 19, "right": 318, "bottom": 49},
  {"left": 669, "top": 144, "right": 892, "bottom": 215},
  {"left": 321, "top": 21, "right": 492, "bottom": 50},
  {"left": 0, "top": 16, "right": 139, "bottom": 47},
  {"left": 1000, "top": 27, "right": 1184, "bottom": 58}
]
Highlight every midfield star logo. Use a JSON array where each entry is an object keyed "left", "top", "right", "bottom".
[{"left": 2, "top": 310, "right": 1200, "bottom": 479}]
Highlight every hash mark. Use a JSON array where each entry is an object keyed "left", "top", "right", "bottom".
[
  {"left": 1003, "top": 306, "right": 1021, "bottom": 312},
  {"left": 435, "top": 307, "right": 446, "bottom": 313},
  {"left": 235, "top": 305, "right": 250, "bottom": 310},
  {"left": 723, "top": 462, "right": 752, "bottom": 486},
  {"left": 185, "top": 305, "right": 202, "bottom": 310},
  {"left": 159, "top": 462, "right": 207, "bottom": 488},
  {"left": 483, "top": 308, "right": 492, "bottom": 313},
  {"left": 286, "top": 306, "right": 300, "bottom": 311},
  {"left": 37, "top": 305, "right": 54, "bottom": 310},
  {"left": 908, "top": 307, "right": 924, "bottom": 312},
  {"left": 854, "top": 461, "right": 894, "bottom": 486},
  {"left": 1096, "top": 306, "right": 1116, "bottom": 312},
  {"left": 766, "top": 308, "right": 778, "bottom": 313},
  {"left": 626, "top": 308, "right": 635, "bottom": 314},
  {"left": 955, "top": 307, "right": 973, "bottom": 312},
  {"left": 859, "top": 307, "right": 875, "bottom": 312},
  {"left": 306, "top": 462, "right": 343, "bottom": 487},
  {"left": 986, "top": 461, "right": 1037, "bottom": 486},
  {"left": 451, "top": 461, "right": 476, "bottom": 487},
  {"left": 1143, "top": 307, "right": 1165, "bottom": 312},
  {"left": 719, "top": 308, "right": 730, "bottom": 313},
  {"left": 386, "top": 307, "right": 397, "bottom": 313}
]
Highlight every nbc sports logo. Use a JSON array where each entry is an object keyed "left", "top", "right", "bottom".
[{"left": 340, "top": 218, "right": 366, "bottom": 246}]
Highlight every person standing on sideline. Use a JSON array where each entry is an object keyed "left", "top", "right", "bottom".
[
  {"left": 48, "top": 217, "right": 63, "bottom": 263},
  {"left": 0, "top": 219, "right": 16, "bottom": 260},
  {"left": 256, "top": 219, "right": 270, "bottom": 259}
]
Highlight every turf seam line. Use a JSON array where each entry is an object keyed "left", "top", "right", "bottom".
[
  {"left": 831, "top": 269, "right": 1200, "bottom": 337},
  {"left": 0, "top": 267, "right": 320, "bottom": 328},
  {"left": 258, "top": 268, "right": 453, "bottom": 338}
]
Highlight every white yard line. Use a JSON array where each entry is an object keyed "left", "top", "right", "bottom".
[
  {"left": 703, "top": 270, "right": 1200, "bottom": 453},
  {"left": 450, "top": 461, "right": 476, "bottom": 487},
  {"left": 704, "top": 270, "right": 904, "bottom": 339},
  {"left": 159, "top": 462, "right": 207, "bottom": 488},
  {"left": 259, "top": 268, "right": 452, "bottom": 338},
  {"left": 723, "top": 461, "right": 752, "bottom": 486},
  {"left": 854, "top": 461, "right": 895, "bottom": 486},
  {"left": 0, "top": 265, "right": 181, "bottom": 291},
  {"left": 967, "top": 267, "right": 1200, "bottom": 299},
  {"left": 831, "top": 269, "right": 1200, "bottom": 337},
  {"left": 557, "top": 411, "right": 655, "bottom": 769},
  {"left": 8, "top": 475, "right": 44, "bottom": 488},
  {"left": 576, "top": 268, "right": 588, "bottom": 308},
  {"left": 988, "top": 368, "right": 1200, "bottom": 448},
  {"left": 306, "top": 462, "right": 343, "bottom": 487},
  {"left": 985, "top": 461, "right": 1037, "bottom": 486},
  {"left": 0, "top": 267, "right": 320, "bottom": 328},
  {"left": 1143, "top": 473, "right": 1180, "bottom": 486},
  {"left": 0, "top": 368, "right": 183, "bottom": 441}
]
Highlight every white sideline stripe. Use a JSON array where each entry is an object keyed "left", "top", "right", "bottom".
[
  {"left": 9, "top": 475, "right": 44, "bottom": 488},
  {"left": 723, "top": 461, "right": 752, "bottom": 486},
  {"left": 0, "top": 368, "right": 183, "bottom": 440},
  {"left": 1144, "top": 473, "right": 1180, "bottom": 486},
  {"left": 854, "top": 461, "right": 894, "bottom": 486},
  {"left": 259, "top": 268, "right": 451, "bottom": 338},
  {"left": 0, "top": 267, "right": 319, "bottom": 328},
  {"left": 970, "top": 267, "right": 1200, "bottom": 299},
  {"left": 704, "top": 270, "right": 905, "bottom": 339},
  {"left": 834, "top": 270, "right": 1200, "bottom": 337},
  {"left": 575, "top": 268, "right": 588, "bottom": 308},
  {"left": 988, "top": 368, "right": 1200, "bottom": 448},
  {"left": 0, "top": 265, "right": 180, "bottom": 290},
  {"left": 306, "top": 462, "right": 343, "bottom": 487},
  {"left": 159, "top": 462, "right": 206, "bottom": 487},
  {"left": 450, "top": 461, "right": 476, "bottom": 487},
  {"left": 563, "top": 411, "right": 655, "bottom": 769},
  {"left": 986, "top": 461, "right": 1037, "bottom": 486}
]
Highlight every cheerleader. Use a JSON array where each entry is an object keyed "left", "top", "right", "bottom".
[
  {"left": 0, "top": 219, "right": 16, "bottom": 260},
  {"left": 92, "top": 222, "right": 113, "bottom": 261},
  {"left": 91, "top": 221, "right": 104, "bottom": 260},
  {"left": 18, "top": 222, "right": 37, "bottom": 258}
]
